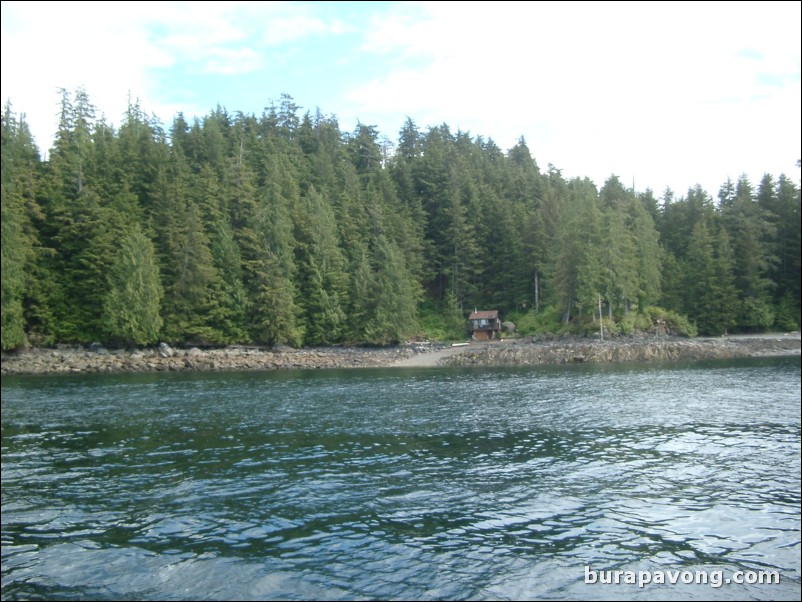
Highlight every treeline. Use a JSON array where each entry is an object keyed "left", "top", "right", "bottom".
[{"left": 2, "top": 90, "right": 800, "bottom": 350}]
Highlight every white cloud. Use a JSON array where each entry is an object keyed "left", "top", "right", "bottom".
[
  {"left": 0, "top": 2, "right": 266, "bottom": 147},
  {"left": 348, "top": 0, "right": 801, "bottom": 195},
  {"left": 262, "top": 15, "right": 327, "bottom": 45},
  {"left": 1, "top": 1, "right": 171, "bottom": 152},
  {"left": 1, "top": 1, "right": 358, "bottom": 152},
  {"left": 204, "top": 47, "right": 264, "bottom": 75},
  {"left": 2, "top": 0, "right": 798, "bottom": 197}
]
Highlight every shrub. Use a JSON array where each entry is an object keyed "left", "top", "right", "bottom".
[
  {"left": 773, "top": 295, "right": 800, "bottom": 332},
  {"left": 644, "top": 306, "right": 698, "bottom": 337},
  {"left": 506, "top": 306, "right": 562, "bottom": 336},
  {"left": 417, "top": 302, "right": 467, "bottom": 342}
]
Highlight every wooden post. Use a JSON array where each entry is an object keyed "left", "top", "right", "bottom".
[{"left": 599, "top": 294, "right": 603, "bottom": 341}]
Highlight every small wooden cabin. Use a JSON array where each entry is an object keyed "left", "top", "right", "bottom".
[{"left": 468, "top": 310, "right": 501, "bottom": 341}]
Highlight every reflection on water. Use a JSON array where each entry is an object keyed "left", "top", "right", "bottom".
[{"left": 2, "top": 357, "right": 800, "bottom": 600}]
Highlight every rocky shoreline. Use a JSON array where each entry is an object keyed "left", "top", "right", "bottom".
[
  {"left": 1, "top": 335, "right": 799, "bottom": 376},
  {"left": 438, "top": 334, "right": 801, "bottom": 368},
  {"left": 0, "top": 342, "right": 444, "bottom": 376}
]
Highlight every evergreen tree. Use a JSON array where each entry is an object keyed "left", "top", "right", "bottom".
[
  {"left": 295, "top": 186, "right": 348, "bottom": 345},
  {"left": 208, "top": 217, "right": 250, "bottom": 342},
  {"left": 348, "top": 122, "right": 383, "bottom": 178},
  {"left": 485, "top": 190, "right": 527, "bottom": 310},
  {"left": 504, "top": 136, "right": 546, "bottom": 311},
  {"left": 768, "top": 174, "right": 801, "bottom": 320},
  {"left": 397, "top": 117, "right": 422, "bottom": 160},
  {"left": 3, "top": 88, "right": 798, "bottom": 347},
  {"left": 683, "top": 221, "right": 718, "bottom": 334},
  {"left": 660, "top": 185, "right": 715, "bottom": 260},
  {"left": 1, "top": 105, "right": 40, "bottom": 349},
  {"left": 346, "top": 244, "right": 374, "bottom": 342},
  {"left": 599, "top": 207, "right": 638, "bottom": 316},
  {"left": 415, "top": 125, "right": 455, "bottom": 298},
  {"left": 0, "top": 187, "right": 28, "bottom": 349},
  {"left": 365, "top": 234, "right": 421, "bottom": 344},
  {"left": 626, "top": 197, "right": 662, "bottom": 309},
  {"left": 712, "top": 224, "right": 739, "bottom": 334},
  {"left": 195, "top": 164, "right": 249, "bottom": 342},
  {"left": 638, "top": 188, "right": 662, "bottom": 230},
  {"left": 721, "top": 175, "right": 776, "bottom": 330},
  {"left": 658, "top": 249, "right": 685, "bottom": 314},
  {"left": 102, "top": 226, "right": 163, "bottom": 345},
  {"left": 551, "top": 179, "right": 601, "bottom": 322},
  {"left": 247, "top": 155, "right": 302, "bottom": 346},
  {"left": 445, "top": 174, "right": 482, "bottom": 307},
  {"left": 599, "top": 174, "right": 633, "bottom": 210}
]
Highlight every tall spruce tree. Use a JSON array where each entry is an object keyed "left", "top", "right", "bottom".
[
  {"left": 1, "top": 105, "right": 40, "bottom": 349},
  {"left": 626, "top": 197, "right": 662, "bottom": 309},
  {"left": 102, "top": 225, "right": 163, "bottom": 345},
  {"left": 713, "top": 224, "right": 739, "bottom": 334},
  {"left": 295, "top": 186, "right": 348, "bottom": 345},
  {"left": 683, "top": 221, "right": 718, "bottom": 334},
  {"left": 772, "top": 174, "right": 801, "bottom": 325},
  {"left": 246, "top": 154, "right": 302, "bottom": 346},
  {"left": 721, "top": 175, "right": 776, "bottom": 330},
  {"left": 551, "top": 178, "right": 601, "bottom": 322},
  {"left": 599, "top": 207, "right": 638, "bottom": 317},
  {"left": 366, "top": 234, "right": 420, "bottom": 344}
]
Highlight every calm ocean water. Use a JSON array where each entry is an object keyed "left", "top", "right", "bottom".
[{"left": 2, "top": 357, "right": 800, "bottom": 600}]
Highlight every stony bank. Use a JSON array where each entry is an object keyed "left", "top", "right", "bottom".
[{"left": 1, "top": 335, "right": 799, "bottom": 376}]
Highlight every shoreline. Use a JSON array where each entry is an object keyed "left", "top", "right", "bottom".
[
  {"left": 434, "top": 333, "right": 800, "bottom": 368},
  {"left": 1, "top": 334, "right": 799, "bottom": 376}
]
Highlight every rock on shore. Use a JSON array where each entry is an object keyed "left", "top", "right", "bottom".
[
  {"left": 1, "top": 336, "right": 798, "bottom": 376},
  {"left": 438, "top": 334, "right": 801, "bottom": 367},
  {"left": 0, "top": 342, "right": 442, "bottom": 376}
]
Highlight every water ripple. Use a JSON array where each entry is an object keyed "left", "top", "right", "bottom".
[{"left": 2, "top": 358, "right": 800, "bottom": 600}]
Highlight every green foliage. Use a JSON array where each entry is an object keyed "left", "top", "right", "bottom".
[
  {"left": 572, "top": 315, "right": 613, "bottom": 338},
  {"left": 550, "top": 179, "right": 601, "bottom": 323},
  {"left": 2, "top": 103, "right": 44, "bottom": 349},
  {"left": 2, "top": 88, "right": 798, "bottom": 349},
  {"left": 295, "top": 186, "right": 348, "bottom": 345},
  {"left": 627, "top": 197, "right": 662, "bottom": 308},
  {"left": 417, "top": 295, "right": 467, "bottom": 342},
  {"left": 683, "top": 221, "right": 733, "bottom": 335},
  {"left": 1, "top": 112, "right": 31, "bottom": 349},
  {"left": 773, "top": 294, "right": 800, "bottom": 332},
  {"left": 616, "top": 312, "right": 652, "bottom": 336},
  {"left": 505, "top": 306, "right": 562, "bottom": 336},
  {"left": 720, "top": 175, "right": 777, "bottom": 331},
  {"left": 643, "top": 307, "right": 698, "bottom": 337},
  {"left": 1, "top": 204, "right": 29, "bottom": 349},
  {"left": 739, "top": 298, "right": 775, "bottom": 332},
  {"left": 364, "top": 234, "right": 421, "bottom": 344},
  {"left": 771, "top": 175, "right": 801, "bottom": 310},
  {"left": 102, "top": 226, "right": 163, "bottom": 345}
]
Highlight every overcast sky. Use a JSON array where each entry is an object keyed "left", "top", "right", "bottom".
[{"left": 2, "top": 0, "right": 800, "bottom": 197}]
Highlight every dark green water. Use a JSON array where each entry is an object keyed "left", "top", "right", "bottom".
[{"left": 2, "top": 357, "right": 800, "bottom": 600}]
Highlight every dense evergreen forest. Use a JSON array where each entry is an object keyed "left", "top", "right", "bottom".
[{"left": 2, "top": 89, "right": 800, "bottom": 351}]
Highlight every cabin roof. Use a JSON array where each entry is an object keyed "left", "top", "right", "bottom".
[{"left": 468, "top": 310, "right": 499, "bottom": 320}]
